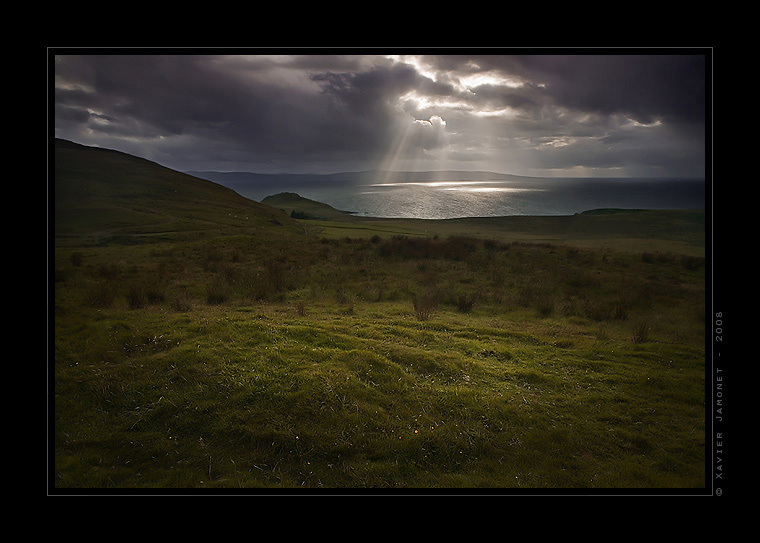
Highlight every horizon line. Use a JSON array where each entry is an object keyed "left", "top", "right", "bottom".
[{"left": 186, "top": 168, "right": 706, "bottom": 181}]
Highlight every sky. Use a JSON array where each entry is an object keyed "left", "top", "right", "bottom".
[{"left": 52, "top": 50, "right": 708, "bottom": 178}]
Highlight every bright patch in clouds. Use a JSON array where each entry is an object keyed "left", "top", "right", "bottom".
[
  {"left": 624, "top": 117, "right": 664, "bottom": 128},
  {"left": 413, "top": 115, "right": 446, "bottom": 128},
  {"left": 472, "top": 106, "right": 521, "bottom": 119},
  {"left": 541, "top": 137, "right": 576, "bottom": 148},
  {"left": 402, "top": 90, "right": 471, "bottom": 114},
  {"left": 458, "top": 70, "right": 526, "bottom": 91},
  {"left": 385, "top": 55, "right": 439, "bottom": 82},
  {"left": 53, "top": 52, "right": 707, "bottom": 178}
]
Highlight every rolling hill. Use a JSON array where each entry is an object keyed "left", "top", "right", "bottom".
[
  {"left": 52, "top": 139, "right": 303, "bottom": 245},
  {"left": 261, "top": 192, "right": 362, "bottom": 222}
]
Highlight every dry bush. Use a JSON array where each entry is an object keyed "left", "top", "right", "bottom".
[{"left": 413, "top": 289, "right": 439, "bottom": 321}]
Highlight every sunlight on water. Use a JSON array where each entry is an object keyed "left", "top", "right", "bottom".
[
  {"left": 442, "top": 186, "right": 543, "bottom": 193},
  {"left": 367, "top": 181, "right": 501, "bottom": 188},
  {"left": 367, "top": 181, "right": 545, "bottom": 194},
  {"left": 263, "top": 178, "right": 705, "bottom": 220}
]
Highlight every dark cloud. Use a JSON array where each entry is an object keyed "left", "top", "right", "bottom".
[
  {"left": 416, "top": 54, "right": 706, "bottom": 125},
  {"left": 505, "top": 54, "right": 705, "bottom": 124},
  {"left": 52, "top": 51, "right": 707, "bottom": 177}
]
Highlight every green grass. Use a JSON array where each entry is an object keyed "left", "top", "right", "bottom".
[
  {"left": 53, "top": 231, "right": 706, "bottom": 490},
  {"left": 51, "top": 141, "right": 706, "bottom": 491}
]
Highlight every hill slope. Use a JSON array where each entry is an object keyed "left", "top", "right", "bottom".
[
  {"left": 261, "top": 192, "right": 362, "bottom": 222},
  {"left": 53, "top": 139, "right": 303, "bottom": 244}
]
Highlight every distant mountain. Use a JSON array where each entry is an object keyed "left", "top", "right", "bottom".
[{"left": 53, "top": 139, "right": 303, "bottom": 243}]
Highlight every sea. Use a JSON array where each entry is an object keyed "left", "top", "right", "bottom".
[
  {"left": 246, "top": 177, "right": 705, "bottom": 220},
  {"left": 192, "top": 171, "right": 706, "bottom": 220}
]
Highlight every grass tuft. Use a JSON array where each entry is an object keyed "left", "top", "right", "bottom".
[
  {"left": 632, "top": 321, "right": 650, "bottom": 344},
  {"left": 413, "top": 289, "right": 439, "bottom": 321}
]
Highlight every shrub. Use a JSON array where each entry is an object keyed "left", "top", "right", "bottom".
[
  {"left": 377, "top": 235, "right": 479, "bottom": 262},
  {"left": 642, "top": 252, "right": 673, "bottom": 264},
  {"left": 413, "top": 290, "right": 439, "bottom": 321},
  {"left": 203, "top": 245, "right": 222, "bottom": 264},
  {"left": 84, "top": 282, "right": 114, "bottom": 308},
  {"left": 680, "top": 255, "right": 704, "bottom": 270},
  {"left": 126, "top": 286, "right": 146, "bottom": 309},
  {"left": 517, "top": 283, "right": 547, "bottom": 309},
  {"left": 145, "top": 283, "right": 166, "bottom": 304},
  {"left": 172, "top": 290, "right": 193, "bottom": 312},
  {"left": 536, "top": 296, "right": 555, "bottom": 317},
  {"left": 442, "top": 236, "right": 478, "bottom": 261},
  {"left": 564, "top": 268, "right": 599, "bottom": 293},
  {"left": 265, "top": 259, "right": 287, "bottom": 292},
  {"left": 97, "top": 263, "right": 122, "bottom": 279},
  {"left": 206, "top": 280, "right": 228, "bottom": 305},
  {"left": 457, "top": 293, "right": 475, "bottom": 313},
  {"left": 632, "top": 321, "right": 650, "bottom": 344}
]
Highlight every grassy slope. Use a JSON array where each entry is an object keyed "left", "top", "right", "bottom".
[
  {"left": 54, "top": 139, "right": 303, "bottom": 244},
  {"left": 51, "top": 143, "right": 707, "bottom": 491}
]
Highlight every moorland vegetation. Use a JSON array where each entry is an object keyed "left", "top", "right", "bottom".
[{"left": 51, "top": 139, "right": 707, "bottom": 490}]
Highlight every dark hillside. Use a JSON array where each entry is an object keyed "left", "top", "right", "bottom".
[
  {"left": 262, "top": 192, "right": 361, "bottom": 222},
  {"left": 53, "top": 139, "right": 303, "bottom": 244}
]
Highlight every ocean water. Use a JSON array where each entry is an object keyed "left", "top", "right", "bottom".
[{"left": 275, "top": 177, "right": 706, "bottom": 220}]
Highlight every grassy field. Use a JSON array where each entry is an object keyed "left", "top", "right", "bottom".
[{"left": 50, "top": 141, "right": 707, "bottom": 492}]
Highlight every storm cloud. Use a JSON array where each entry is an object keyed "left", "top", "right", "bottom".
[{"left": 52, "top": 51, "right": 708, "bottom": 177}]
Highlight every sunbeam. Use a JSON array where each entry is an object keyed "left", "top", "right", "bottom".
[
  {"left": 376, "top": 118, "right": 414, "bottom": 183},
  {"left": 376, "top": 113, "right": 450, "bottom": 182}
]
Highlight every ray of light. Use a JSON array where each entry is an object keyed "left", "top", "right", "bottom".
[{"left": 376, "top": 118, "right": 414, "bottom": 183}]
